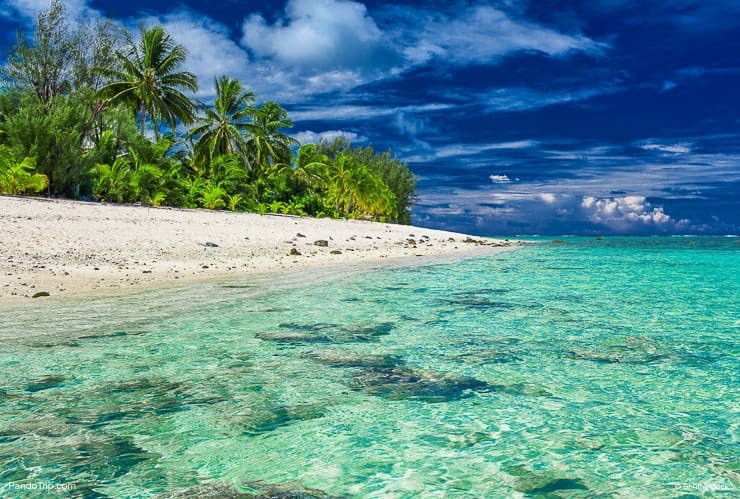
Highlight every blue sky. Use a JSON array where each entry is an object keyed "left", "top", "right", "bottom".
[{"left": 2, "top": 1, "right": 738, "bottom": 235}]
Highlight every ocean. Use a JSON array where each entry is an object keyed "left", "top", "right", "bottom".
[{"left": 0, "top": 237, "right": 737, "bottom": 497}]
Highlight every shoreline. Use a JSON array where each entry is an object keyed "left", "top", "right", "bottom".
[{"left": 0, "top": 196, "right": 517, "bottom": 305}]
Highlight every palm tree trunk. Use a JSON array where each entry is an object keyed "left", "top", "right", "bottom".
[{"left": 139, "top": 101, "right": 147, "bottom": 136}]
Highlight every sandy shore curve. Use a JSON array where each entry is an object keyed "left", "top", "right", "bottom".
[{"left": 1, "top": 196, "right": 515, "bottom": 303}]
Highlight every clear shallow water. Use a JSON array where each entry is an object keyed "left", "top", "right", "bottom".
[{"left": 0, "top": 237, "right": 738, "bottom": 498}]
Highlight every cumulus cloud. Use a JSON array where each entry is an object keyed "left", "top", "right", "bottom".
[
  {"left": 242, "top": 0, "right": 400, "bottom": 71},
  {"left": 489, "top": 175, "right": 512, "bottom": 183},
  {"left": 539, "top": 193, "right": 557, "bottom": 204},
  {"left": 5, "top": 0, "right": 94, "bottom": 19},
  {"left": 580, "top": 196, "right": 688, "bottom": 231},
  {"left": 138, "top": 11, "right": 252, "bottom": 98},
  {"left": 292, "top": 129, "right": 364, "bottom": 145}
]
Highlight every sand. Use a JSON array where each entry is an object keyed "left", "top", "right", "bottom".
[{"left": 0, "top": 196, "right": 515, "bottom": 303}]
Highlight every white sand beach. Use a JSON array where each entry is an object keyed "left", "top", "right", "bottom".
[{"left": 0, "top": 196, "right": 514, "bottom": 303}]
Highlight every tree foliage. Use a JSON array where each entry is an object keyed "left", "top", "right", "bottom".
[
  {"left": 190, "top": 75, "right": 255, "bottom": 166},
  {"left": 99, "top": 26, "right": 197, "bottom": 138},
  {"left": 0, "top": 145, "right": 47, "bottom": 194},
  {"left": 0, "top": 10, "right": 417, "bottom": 223}
]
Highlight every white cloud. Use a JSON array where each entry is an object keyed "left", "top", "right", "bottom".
[
  {"left": 539, "top": 193, "right": 557, "bottom": 204},
  {"left": 289, "top": 102, "right": 452, "bottom": 122},
  {"left": 640, "top": 143, "right": 691, "bottom": 154},
  {"left": 580, "top": 196, "right": 688, "bottom": 230},
  {"left": 481, "top": 84, "right": 623, "bottom": 112},
  {"left": 401, "top": 5, "right": 605, "bottom": 66},
  {"left": 241, "top": 0, "right": 400, "bottom": 71},
  {"left": 6, "top": 0, "right": 94, "bottom": 20},
  {"left": 135, "top": 11, "right": 252, "bottom": 98},
  {"left": 489, "top": 175, "right": 512, "bottom": 183},
  {"left": 405, "top": 140, "right": 537, "bottom": 162},
  {"left": 292, "top": 129, "right": 364, "bottom": 145},
  {"left": 394, "top": 111, "right": 435, "bottom": 136}
]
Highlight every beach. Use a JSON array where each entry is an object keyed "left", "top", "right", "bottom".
[
  {"left": 1, "top": 236, "right": 735, "bottom": 496},
  {"left": 0, "top": 196, "right": 512, "bottom": 303}
]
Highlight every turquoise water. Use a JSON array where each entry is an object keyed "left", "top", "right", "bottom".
[{"left": 0, "top": 237, "right": 737, "bottom": 497}]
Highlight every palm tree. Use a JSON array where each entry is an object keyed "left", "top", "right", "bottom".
[
  {"left": 244, "top": 101, "right": 298, "bottom": 174},
  {"left": 292, "top": 143, "right": 329, "bottom": 191},
  {"left": 189, "top": 75, "right": 255, "bottom": 167},
  {"left": 99, "top": 26, "right": 197, "bottom": 139}
]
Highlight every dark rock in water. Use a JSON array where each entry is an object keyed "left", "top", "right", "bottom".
[
  {"left": 278, "top": 322, "right": 336, "bottom": 332},
  {"left": 566, "top": 346, "right": 667, "bottom": 365},
  {"left": 330, "top": 250, "right": 342, "bottom": 255},
  {"left": 515, "top": 476, "right": 588, "bottom": 494},
  {"left": 78, "top": 331, "right": 131, "bottom": 340},
  {"left": 26, "top": 375, "right": 65, "bottom": 392},
  {"left": 505, "top": 466, "right": 588, "bottom": 494},
  {"left": 441, "top": 298, "right": 512, "bottom": 310},
  {"left": 65, "top": 377, "right": 227, "bottom": 429},
  {"left": 256, "top": 330, "right": 332, "bottom": 344},
  {"left": 156, "top": 483, "right": 249, "bottom": 498},
  {"left": 31, "top": 291, "right": 50, "bottom": 298},
  {"left": 204, "top": 242, "right": 219, "bottom": 247},
  {"left": 107, "top": 377, "right": 183, "bottom": 394},
  {"left": 453, "top": 288, "right": 509, "bottom": 297},
  {"left": 242, "top": 404, "right": 327, "bottom": 436},
  {"left": 296, "top": 233, "right": 306, "bottom": 238},
  {"left": 289, "top": 248, "right": 302, "bottom": 256},
  {"left": 307, "top": 350, "right": 404, "bottom": 369},
  {"left": 456, "top": 349, "right": 522, "bottom": 365},
  {"left": 243, "top": 480, "right": 335, "bottom": 498},
  {"left": 313, "top": 240, "right": 329, "bottom": 247},
  {"left": 272, "top": 322, "right": 394, "bottom": 343},
  {"left": 490, "top": 382, "right": 553, "bottom": 398},
  {"left": 27, "top": 434, "right": 160, "bottom": 484},
  {"left": 349, "top": 367, "right": 490, "bottom": 402},
  {"left": 338, "top": 322, "right": 394, "bottom": 342}
]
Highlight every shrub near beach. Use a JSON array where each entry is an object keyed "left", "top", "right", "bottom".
[{"left": 0, "top": 1, "right": 416, "bottom": 223}]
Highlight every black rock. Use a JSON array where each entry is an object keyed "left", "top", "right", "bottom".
[
  {"left": 157, "top": 483, "right": 248, "bottom": 498},
  {"left": 313, "top": 240, "right": 329, "bottom": 247},
  {"left": 204, "top": 242, "right": 219, "bottom": 247},
  {"left": 25, "top": 375, "right": 65, "bottom": 392},
  {"left": 308, "top": 350, "right": 404, "bottom": 369},
  {"left": 243, "top": 480, "right": 335, "bottom": 498},
  {"left": 242, "top": 404, "right": 327, "bottom": 436},
  {"left": 349, "top": 367, "right": 490, "bottom": 403},
  {"left": 256, "top": 331, "right": 333, "bottom": 344}
]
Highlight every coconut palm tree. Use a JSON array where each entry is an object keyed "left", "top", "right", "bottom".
[
  {"left": 189, "top": 75, "right": 255, "bottom": 167},
  {"left": 99, "top": 25, "right": 197, "bottom": 139},
  {"left": 244, "top": 101, "right": 298, "bottom": 174},
  {"left": 292, "top": 143, "right": 329, "bottom": 191}
]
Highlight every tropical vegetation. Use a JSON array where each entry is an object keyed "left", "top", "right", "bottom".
[{"left": 0, "top": 1, "right": 416, "bottom": 223}]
